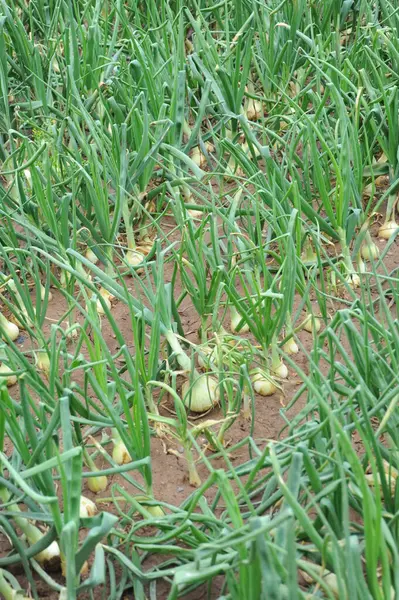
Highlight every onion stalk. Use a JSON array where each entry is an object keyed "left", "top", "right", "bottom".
[
  {"left": 0, "top": 487, "right": 60, "bottom": 566},
  {"left": 0, "top": 568, "right": 30, "bottom": 600},
  {"left": 197, "top": 345, "right": 217, "bottom": 370},
  {"left": 85, "top": 247, "right": 99, "bottom": 264},
  {"left": 242, "top": 387, "right": 251, "bottom": 420},
  {"left": 61, "top": 262, "right": 91, "bottom": 288}
]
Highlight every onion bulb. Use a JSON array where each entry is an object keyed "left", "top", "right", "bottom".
[
  {"left": 36, "top": 350, "right": 50, "bottom": 375},
  {"left": 361, "top": 242, "right": 379, "bottom": 261},
  {"left": 182, "top": 376, "right": 219, "bottom": 413},
  {"left": 230, "top": 306, "right": 249, "bottom": 334},
  {"left": 283, "top": 338, "right": 299, "bottom": 355},
  {"left": 273, "top": 361, "right": 288, "bottom": 379},
  {"left": 125, "top": 249, "right": 145, "bottom": 267},
  {"left": 251, "top": 370, "right": 277, "bottom": 396},
  {"left": 357, "top": 259, "right": 366, "bottom": 274},
  {"left": 13, "top": 516, "right": 60, "bottom": 565},
  {"left": 301, "top": 566, "right": 339, "bottom": 598},
  {"left": 66, "top": 325, "right": 79, "bottom": 340},
  {"left": 61, "top": 556, "right": 89, "bottom": 577},
  {"left": 245, "top": 97, "right": 263, "bottom": 121},
  {"left": 111, "top": 429, "right": 131, "bottom": 465},
  {"left": 142, "top": 504, "right": 165, "bottom": 518},
  {"left": 135, "top": 496, "right": 165, "bottom": 518},
  {"left": 301, "top": 240, "right": 317, "bottom": 264},
  {"left": 378, "top": 221, "right": 398, "bottom": 240},
  {"left": 87, "top": 471, "right": 107, "bottom": 494},
  {"left": 96, "top": 293, "right": 111, "bottom": 315},
  {"left": 191, "top": 146, "right": 206, "bottom": 169},
  {"left": 346, "top": 272, "right": 361, "bottom": 288},
  {"left": 191, "top": 143, "right": 214, "bottom": 169},
  {"left": 79, "top": 495, "right": 98, "bottom": 518},
  {"left": 0, "top": 363, "right": 17, "bottom": 387},
  {"left": 185, "top": 38, "right": 194, "bottom": 54},
  {"left": 223, "top": 156, "right": 244, "bottom": 182},
  {"left": 303, "top": 316, "right": 321, "bottom": 334},
  {"left": 35, "top": 540, "right": 60, "bottom": 565},
  {"left": 136, "top": 240, "right": 154, "bottom": 256},
  {"left": 40, "top": 285, "right": 53, "bottom": 301},
  {"left": 99, "top": 287, "right": 114, "bottom": 302},
  {"left": 0, "top": 315, "right": 19, "bottom": 342}
]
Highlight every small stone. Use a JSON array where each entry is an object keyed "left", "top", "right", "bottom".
[
  {"left": 177, "top": 486, "right": 184, "bottom": 493},
  {"left": 178, "top": 446, "right": 184, "bottom": 454}
]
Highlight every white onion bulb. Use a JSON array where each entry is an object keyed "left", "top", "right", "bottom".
[
  {"left": 303, "top": 316, "right": 321, "bottom": 334},
  {"left": 245, "top": 98, "right": 263, "bottom": 121},
  {"left": 40, "top": 285, "right": 53, "bottom": 301},
  {"left": 251, "top": 370, "right": 277, "bottom": 396},
  {"left": 283, "top": 339, "right": 299, "bottom": 355},
  {"left": 274, "top": 361, "right": 288, "bottom": 379},
  {"left": 0, "top": 363, "right": 17, "bottom": 387},
  {"left": 182, "top": 376, "right": 219, "bottom": 413},
  {"left": 36, "top": 350, "right": 50, "bottom": 375},
  {"left": 230, "top": 306, "right": 249, "bottom": 334},
  {"left": 378, "top": 221, "right": 398, "bottom": 240},
  {"left": 35, "top": 540, "right": 60, "bottom": 564},
  {"left": 346, "top": 272, "right": 361, "bottom": 289},
  {"left": 361, "top": 242, "right": 379, "bottom": 261},
  {"left": 0, "top": 318, "right": 19, "bottom": 342},
  {"left": 79, "top": 495, "right": 98, "bottom": 518},
  {"left": 87, "top": 473, "right": 107, "bottom": 494},
  {"left": 96, "top": 294, "right": 111, "bottom": 315},
  {"left": 112, "top": 438, "right": 131, "bottom": 465},
  {"left": 126, "top": 250, "right": 145, "bottom": 267}
]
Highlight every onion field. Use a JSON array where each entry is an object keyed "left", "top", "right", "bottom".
[{"left": 1, "top": 0, "right": 399, "bottom": 598}]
